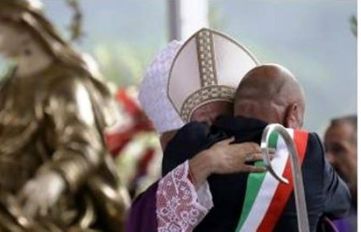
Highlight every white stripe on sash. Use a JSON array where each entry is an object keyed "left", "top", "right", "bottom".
[{"left": 238, "top": 130, "right": 294, "bottom": 232}]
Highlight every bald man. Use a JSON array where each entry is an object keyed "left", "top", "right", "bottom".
[
  {"left": 234, "top": 64, "right": 305, "bottom": 128},
  {"left": 162, "top": 64, "right": 351, "bottom": 232}
]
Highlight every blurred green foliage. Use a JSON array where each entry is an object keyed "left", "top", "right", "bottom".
[
  {"left": 209, "top": 4, "right": 226, "bottom": 29},
  {"left": 350, "top": 15, "right": 357, "bottom": 37},
  {"left": 92, "top": 42, "right": 155, "bottom": 87}
]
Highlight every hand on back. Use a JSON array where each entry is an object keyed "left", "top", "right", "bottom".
[
  {"left": 189, "top": 137, "right": 268, "bottom": 188},
  {"left": 207, "top": 137, "right": 266, "bottom": 174}
]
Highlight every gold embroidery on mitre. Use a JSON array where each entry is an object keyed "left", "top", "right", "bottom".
[
  {"left": 196, "top": 30, "right": 217, "bottom": 87},
  {"left": 180, "top": 85, "right": 235, "bottom": 121}
]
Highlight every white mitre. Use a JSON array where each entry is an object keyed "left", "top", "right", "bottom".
[
  {"left": 168, "top": 28, "right": 259, "bottom": 122},
  {"left": 138, "top": 40, "right": 184, "bottom": 134}
]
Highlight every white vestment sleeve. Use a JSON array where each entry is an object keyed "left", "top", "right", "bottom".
[{"left": 156, "top": 160, "right": 213, "bottom": 232}]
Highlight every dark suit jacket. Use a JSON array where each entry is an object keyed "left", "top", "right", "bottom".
[{"left": 162, "top": 116, "right": 351, "bottom": 232}]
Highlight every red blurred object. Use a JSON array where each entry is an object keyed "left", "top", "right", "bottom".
[
  {"left": 105, "top": 88, "right": 154, "bottom": 156},
  {"left": 136, "top": 148, "right": 156, "bottom": 177}
]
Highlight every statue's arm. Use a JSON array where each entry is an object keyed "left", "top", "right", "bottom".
[{"left": 40, "top": 77, "right": 106, "bottom": 192}]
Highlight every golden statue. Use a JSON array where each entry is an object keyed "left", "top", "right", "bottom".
[{"left": 0, "top": 0, "right": 129, "bottom": 231}]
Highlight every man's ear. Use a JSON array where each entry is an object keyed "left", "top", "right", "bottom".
[{"left": 284, "top": 103, "right": 302, "bottom": 129}]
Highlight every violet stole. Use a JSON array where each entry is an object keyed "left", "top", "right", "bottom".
[{"left": 126, "top": 182, "right": 158, "bottom": 232}]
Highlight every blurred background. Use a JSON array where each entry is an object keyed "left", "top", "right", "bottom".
[{"left": 0, "top": 0, "right": 356, "bottom": 195}]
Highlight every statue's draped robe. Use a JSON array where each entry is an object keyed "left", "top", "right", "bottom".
[{"left": 0, "top": 64, "right": 125, "bottom": 231}]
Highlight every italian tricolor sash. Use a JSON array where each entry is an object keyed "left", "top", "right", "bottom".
[{"left": 235, "top": 129, "right": 308, "bottom": 232}]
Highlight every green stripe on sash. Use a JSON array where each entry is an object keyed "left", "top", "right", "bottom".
[{"left": 235, "top": 132, "right": 279, "bottom": 231}]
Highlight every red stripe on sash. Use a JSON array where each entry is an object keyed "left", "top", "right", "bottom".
[{"left": 257, "top": 130, "right": 309, "bottom": 232}]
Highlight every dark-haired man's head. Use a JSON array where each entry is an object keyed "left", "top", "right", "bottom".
[
  {"left": 234, "top": 64, "right": 305, "bottom": 128},
  {"left": 324, "top": 115, "right": 357, "bottom": 202}
]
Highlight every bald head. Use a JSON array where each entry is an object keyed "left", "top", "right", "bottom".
[{"left": 234, "top": 64, "right": 305, "bottom": 128}]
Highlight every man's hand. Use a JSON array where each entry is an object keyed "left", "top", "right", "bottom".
[
  {"left": 189, "top": 138, "right": 267, "bottom": 188},
  {"left": 208, "top": 138, "right": 266, "bottom": 174},
  {"left": 18, "top": 172, "right": 65, "bottom": 218}
]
